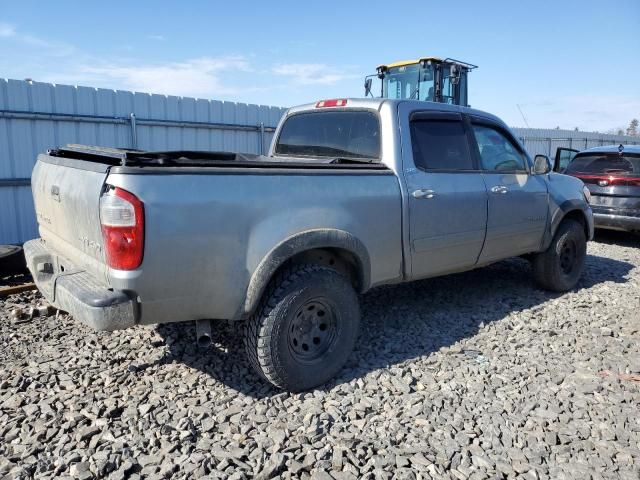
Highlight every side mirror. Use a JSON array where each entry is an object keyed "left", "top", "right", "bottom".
[
  {"left": 364, "top": 78, "right": 372, "bottom": 97},
  {"left": 533, "top": 154, "right": 552, "bottom": 175}
]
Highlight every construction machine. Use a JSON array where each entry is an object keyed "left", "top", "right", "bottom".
[{"left": 364, "top": 57, "right": 477, "bottom": 107}]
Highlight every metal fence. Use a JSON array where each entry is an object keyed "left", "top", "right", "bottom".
[
  {"left": 2, "top": 77, "right": 640, "bottom": 245},
  {"left": 512, "top": 128, "right": 640, "bottom": 158},
  {"left": 0, "top": 79, "right": 287, "bottom": 244}
]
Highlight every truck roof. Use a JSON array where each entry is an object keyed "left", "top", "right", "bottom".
[{"left": 286, "top": 98, "right": 506, "bottom": 127}]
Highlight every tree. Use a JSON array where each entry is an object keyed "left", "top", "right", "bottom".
[
  {"left": 627, "top": 119, "right": 639, "bottom": 137},
  {"left": 617, "top": 129, "right": 624, "bottom": 136}
]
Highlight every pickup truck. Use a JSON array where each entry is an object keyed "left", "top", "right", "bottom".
[{"left": 24, "top": 98, "right": 594, "bottom": 391}]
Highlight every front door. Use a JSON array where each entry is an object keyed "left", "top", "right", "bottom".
[
  {"left": 403, "top": 111, "right": 488, "bottom": 279},
  {"left": 469, "top": 121, "right": 549, "bottom": 263},
  {"left": 555, "top": 147, "right": 579, "bottom": 172}
]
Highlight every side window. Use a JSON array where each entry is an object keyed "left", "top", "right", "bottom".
[
  {"left": 410, "top": 120, "right": 474, "bottom": 171},
  {"left": 557, "top": 149, "right": 577, "bottom": 171},
  {"left": 472, "top": 124, "right": 528, "bottom": 172}
]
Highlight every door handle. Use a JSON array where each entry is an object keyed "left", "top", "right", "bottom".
[
  {"left": 490, "top": 185, "right": 508, "bottom": 194},
  {"left": 412, "top": 189, "right": 436, "bottom": 199}
]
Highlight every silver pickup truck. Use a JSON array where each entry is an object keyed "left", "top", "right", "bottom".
[{"left": 25, "top": 98, "right": 593, "bottom": 391}]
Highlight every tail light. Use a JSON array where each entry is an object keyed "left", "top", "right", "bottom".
[
  {"left": 573, "top": 174, "right": 640, "bottom": 187},
  {"left": 100, "top": 187, "right": 144, "bottom": 270}
]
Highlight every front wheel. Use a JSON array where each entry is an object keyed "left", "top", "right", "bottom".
[
  {"left": 533, "top": 219, "right": 587, "bottom": 292},
  {"left": 244, "top": 264, "right": 360, "bottom": 392}
]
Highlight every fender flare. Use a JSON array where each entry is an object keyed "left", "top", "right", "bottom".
[
  {"left": 542, "top": 199, "right": 593, "bottom": 249},
  {"left": 241, "top": 229, "right": 371, "bottom": 318}
]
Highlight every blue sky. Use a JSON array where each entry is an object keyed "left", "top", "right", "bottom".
[{"left": 1, "top": 0, "right": 639, "bottom": 132}]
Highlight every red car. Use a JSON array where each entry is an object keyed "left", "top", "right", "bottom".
[{"left": 556, "top": 144, "right": 640, "bottom": 233}]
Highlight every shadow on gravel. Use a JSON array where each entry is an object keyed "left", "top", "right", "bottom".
[
  {"left": 593, "top": 229, "right": 639, "bottom": 248},
  {"left": 154, "top": 253, "right": 634, "bottom": 398}
]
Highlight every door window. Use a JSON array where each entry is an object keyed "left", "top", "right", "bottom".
[
  {"left": 472, "top": 125, "right": 528, "bottom": 172},
  {"left": 556, "top": 148, "right": 578, "bottom": 172},
  {"left": 441, "top": 65, "right": 455, "bottom": 104},
  {"left": 411, "top": 120, "right": 474, "bottom": 171}
]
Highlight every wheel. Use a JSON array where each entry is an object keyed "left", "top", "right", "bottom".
[
  {"left": 244, "top": 264, "right": 360, "bottom": 391},
  {"left": 0, "top": 245, "right": 26, "bottom": 276},
  {"left": 532, "top": 219, "right": 586, "bottom": 292}
]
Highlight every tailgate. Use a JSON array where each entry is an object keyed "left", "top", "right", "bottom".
[{"left": 32, "top": 153, "right": 110, "bottom": 281}]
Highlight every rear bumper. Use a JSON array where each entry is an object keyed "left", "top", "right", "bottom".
[
  {"left": 593, "top": 210, "right": 640, "bottom": 232},
  {"left": 23, "top": 239, "right": 137, "bottom": 331}
]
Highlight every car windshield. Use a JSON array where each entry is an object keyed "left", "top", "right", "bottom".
[
  {"left": 565, "top": 154, "right": 640, "bottom": 175},
  {"left": 274, "top": 111, "right": 380, "bottom": 160},
  {"left": 382, "top": 64, "right": 435, "bottom": 101}
]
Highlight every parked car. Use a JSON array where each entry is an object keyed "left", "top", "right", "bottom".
[
  {"left": 24, "top": 98, "right": 593, "bottom": 391},
  {"left": 557, "top": 145, "right": 640, "bottom": 233}
]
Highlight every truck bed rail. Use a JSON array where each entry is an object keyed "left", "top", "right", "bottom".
[{"left": 48, "top": 145, "right": 389, "bottom": 170}]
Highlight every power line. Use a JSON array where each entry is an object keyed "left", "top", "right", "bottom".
[{"left": 516, "top": 104, "right": 530, "bottom": 129}]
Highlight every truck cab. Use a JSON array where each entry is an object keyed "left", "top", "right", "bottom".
[{"left": 365, "top": 57, "right": 477, "bottom": 106}]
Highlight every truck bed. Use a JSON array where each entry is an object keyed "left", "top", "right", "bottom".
[{"left": 30, "top": 145, "right": 402, "bottom": 328}]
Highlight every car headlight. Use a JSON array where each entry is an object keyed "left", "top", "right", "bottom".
[{"left": 583, "top": 185, "right": 591, "bottom": 203}]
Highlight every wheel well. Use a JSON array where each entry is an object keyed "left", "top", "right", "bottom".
[
  {"left": 241, "top": 230, "right": 371, "bottom": 319},
  {"left": 561, "top": 209, "right": 589, "bottom": 239},
  {"left": 282, "top": 248, "right": 363, "bottom": 292}
]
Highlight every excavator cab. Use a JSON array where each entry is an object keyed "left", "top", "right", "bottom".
[{"left": 364, "top": 57, "right": 477, "bottom": 107}]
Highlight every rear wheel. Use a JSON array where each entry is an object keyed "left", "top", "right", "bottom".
[
  {"left": 533, "top": 219, "right": 586, "bottom": 292},
  {"left": 0, "top": 245, "right": 26, "bottom": 276},
  {"left": 244, "top": 264, "right": 360, "bottom": 391}
]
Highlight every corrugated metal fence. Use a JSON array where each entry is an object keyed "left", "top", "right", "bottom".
[
  {"left": 2, "top": 78, "right": 640, "bottom": 245},
  {"left": 512, "top": 128, "right": 640, "bottom": 158},
  {"left": 0, "top": 79, "right": 287, "bottom": 244}
]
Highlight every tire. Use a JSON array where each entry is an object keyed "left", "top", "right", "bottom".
[
  {"left": 244, "top": 264, "right": 360, "bottom": 392},
  {"left": 533, "top": 219, "right": 586, "bottom": 292},
  {"left": 0, "top": 245, "right": 26, "bottom": 276}
]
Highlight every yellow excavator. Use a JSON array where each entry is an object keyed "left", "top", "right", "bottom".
[{"left": 364, "top": 56, "right": 477, "bottom": 107}]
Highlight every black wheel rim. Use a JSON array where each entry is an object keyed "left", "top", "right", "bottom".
[
  {"left": 560, "top": 238, "right": 577, "bottom": 275},
  {"left": 288, "top": 298, "right": 338, "bottom": 364}
]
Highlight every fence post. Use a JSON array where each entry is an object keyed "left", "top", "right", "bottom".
[
  {"left": 584, "top": 138, "right": 588, "bottom": 149},
  {"left": 130, "top": 113, "right": 138, "bottom": 150},
  {"left": 259, "top": 122, "right": 265, "bottom": 155},
  {"left": 569, "top": 137, "right": 573, "bottom": 149},
  {"left": 547, "top": 138, "right": 552, "bottom": 157}
]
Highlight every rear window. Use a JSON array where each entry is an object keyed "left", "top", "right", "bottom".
[
  {"left": 275, "top": 111, "right": 380, "bottom": 160},
  {"left": 410, "top": 120, "right": 474, "bottom": 171},
  {"left": 566, "top": 154, "right": 640, "bottom": 175}
]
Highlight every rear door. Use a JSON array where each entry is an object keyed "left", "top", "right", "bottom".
[
  {"left": 402, "top": 110, "right": 488, "bottom": 279},
  {"left": 468, "top": 119, "right": 548, "bottom": 262}
]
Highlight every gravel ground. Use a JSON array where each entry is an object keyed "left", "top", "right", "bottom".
[{"left": 1, "top": 231, "right": 639, "bottom": 480}]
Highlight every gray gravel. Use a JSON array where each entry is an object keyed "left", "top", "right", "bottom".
[{"left": 1, "top": 231, "right": 639, "bottom": 480}]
